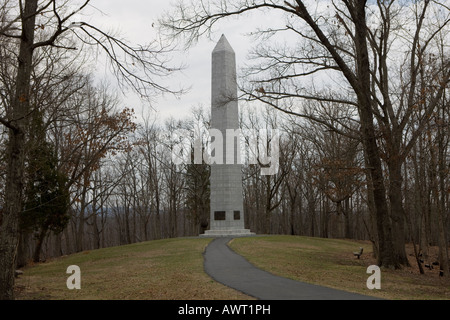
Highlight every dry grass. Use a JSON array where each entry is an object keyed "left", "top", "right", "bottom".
[
  {"left": 15, "top": 235, "right": 449, "bottom": 300},
  {"left": 14, "top": 237, "right": 252, "bottom": 300},
  {"left": 230, "top": 235, "right": 450, "bottom": 300}
]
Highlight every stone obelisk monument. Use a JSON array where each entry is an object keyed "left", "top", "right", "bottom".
[{"left": 201, "top": 35, "right": 254, "bottom": 237}]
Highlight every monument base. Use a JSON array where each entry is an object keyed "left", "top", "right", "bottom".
[{"left": 200, "top": 229, "right": 256, "bottom": 238}]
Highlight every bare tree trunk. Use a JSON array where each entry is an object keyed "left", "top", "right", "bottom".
[
  {"left": 353, "top": 2, "right": 398, "bottom": 269},
  {"left": 125, "top": 205, "right": 131, "bottom": 244},
  {"left": 289, "top": 196, "right": 296, "bottom": 236},
  {"left": 92, "top": 213, "right": 100, "bottom": 249},
  {"left": 265, "top": 175, "right": 271, "bottom": 234},
  {"left": 412, "top": 141, "right": 430, "bottom": 258},
  {"left": 16, "top": 232, "right": 31, "bottom": 269},
  {"left": 286, "top": 179, "right": 299, "bottom": 236},
  {"left": 101, "top": 207, "right": 106, "bottom": 248},
  {"left": 76, "top": 187, "right": 87, "bottom": 252},
  {"left": 322, "top": 196, "right": 329, "bottom": 238},
  {"left": 54, "top": 232, "right": 63, "bottom": 257},
  {"left": 388, "top": 159, "right": 410, "bottom": 266},
  {"left": 364, "top": 160, "right": 379, "bottom": 260},
  {"left": 0, "top": 0, "right": 38, "bottom": 300},
  {"left": 437, "top": 112, "right": 449, "bottom": 277},
  {"left": 33, "top": 228, "right": 47, "bottom": 263},
  {"left": 307, "top": 182, "right": 316, "bottom": 237},
  {"left": 154, "top": 169, "right": 162, "bottom": 239}
]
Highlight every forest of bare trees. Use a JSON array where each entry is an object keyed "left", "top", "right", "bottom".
[
  {"left": 160, "top": 0, "right": 450, "bottom": 271},
  {"left": 0, "top": 0, "right": 181, "bottom": 299},
  {"left": 0, "top": 0, "right": 449, "bottom": 300},
  {"left": 5, "top": 101, "right": 449, "bottom": 272}
]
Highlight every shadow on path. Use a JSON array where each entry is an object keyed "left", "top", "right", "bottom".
[{"left": 203, "top": 237, "right": 378, "bottom": 300}]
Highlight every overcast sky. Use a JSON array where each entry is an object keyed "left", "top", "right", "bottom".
[
  {"left": 84, "top": 0, "right": 266, "bottom": 122},
  {"left": 59, "top": 1, "right": 450, "bottom": 124}
]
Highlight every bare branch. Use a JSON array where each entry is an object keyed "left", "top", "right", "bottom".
[{"left": 0, "top": 116, "right": 18, "bottom": 132}]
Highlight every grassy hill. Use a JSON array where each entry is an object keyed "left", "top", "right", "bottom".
[
  {"left": 229, "top": 236, "right": 450, "bottom": 300},
  {"left": 15, "top": 237, "right": 252, "bottom": 300},
  {"left": 15, "top": 236, "right": 450, "bottom": 300}
]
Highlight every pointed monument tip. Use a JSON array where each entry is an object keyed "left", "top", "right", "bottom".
[{"left": 213, "top": 34, "right": 235, "bottom": 54}]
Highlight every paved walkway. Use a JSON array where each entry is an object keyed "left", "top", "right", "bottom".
[{"left": 203, "top": 237, "right": 377, "bottom": 300}]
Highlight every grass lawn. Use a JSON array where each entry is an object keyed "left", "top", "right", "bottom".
[
  {"left": 14, "top": 235, "right": 449, "bottom": 300},
  {"left": 230, "top": 235, "right": 450, "bottom": 300},
  {"left": 14, "top": 237, "right": 252, "bottom": 300}
]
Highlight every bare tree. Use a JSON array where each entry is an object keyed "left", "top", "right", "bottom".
[
  {"left": 161, "top": 0, "right": 450, "bottom": 269},
  {"left": 298, "top": 102, "right": 364, "bottom": 239},
  {"left": 183, "top": 106, "right": 211, "bottom": 235},
  {"left": 0, "top": 0, "right": 181, "bottom": 299},
  {"left": 137, "top": 117, "right": 164, "bottom": 239}
]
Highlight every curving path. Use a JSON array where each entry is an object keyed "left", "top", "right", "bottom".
[{"left": 203, "top": 237, "right": 378, "bottom": 300}]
